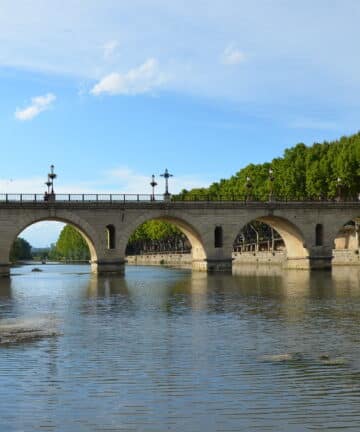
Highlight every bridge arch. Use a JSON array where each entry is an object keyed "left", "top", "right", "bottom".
[
  {"left": 332, "top": 214, "right": 360, "bottom": 253},
  {"left": 121, "top": 213, "right": 207, "bottom": 263},
  {"left": 8, "top": 210, "right": 100, "bottom": 263},
  {"left": 234, "top": 215, "right": 308, "bottom": 260}
]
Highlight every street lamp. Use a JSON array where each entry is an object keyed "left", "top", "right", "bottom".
[
  {"left": 245, "top": 176, "right": 252, "bottom": 201},
  {"left": 150, "top": 174, "right": 158, "bottom": 201},
  {"left": 160, "top": 168, "right": 173, "bottom": 200},
  {"left": 48, "top": 164, "right": 57, "bottom": 196},
  {"left": 269, "top": 168, "right": 274, "bottom": 201},
  {"left": 45, "top": 175, "right": 52, "bottom": 195}
]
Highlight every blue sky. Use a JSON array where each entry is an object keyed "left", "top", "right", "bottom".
[{"left": 2, "top": 0, "right": 360, "bottom": 246}]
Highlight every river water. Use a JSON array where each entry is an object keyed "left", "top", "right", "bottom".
[{"left": 1, "top": 264, "right": 360, "bottom": 431}]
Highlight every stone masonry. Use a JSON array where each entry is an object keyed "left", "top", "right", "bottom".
[{"left": 0, "top": 200, "right": 359, "bottom": 276}]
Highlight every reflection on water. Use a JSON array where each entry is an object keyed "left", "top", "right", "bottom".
[{"left": 1, "top": 263, "right": 360, "bottom": 431}]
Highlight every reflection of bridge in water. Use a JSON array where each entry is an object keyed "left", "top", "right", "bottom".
[{"left": 0, "top": 194, "right": 359, "bottom": 275}]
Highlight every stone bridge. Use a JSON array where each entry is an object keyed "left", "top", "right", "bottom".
[{"left": 0, "top": 195, "right": 359, "bottom": 275}]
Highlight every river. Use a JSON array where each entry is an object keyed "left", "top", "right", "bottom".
[{"left": 1, "top": 263, "right": 360, "bottom": 431}]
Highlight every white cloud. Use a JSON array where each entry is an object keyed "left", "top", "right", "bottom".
[
  {"left": 103, "top": 40, "right": 119, "bottom": 60},
  {"left": 90, "top": 58, "right": 166, "bottom": 96},
  {"left": 221, "top": 45, "right": 246, "bottom": 65},
  {"left": 2, "top": 2, "right": 360, "bottom": 106},
  {"left": 15, "top": 93, "right": 56, "bottom": 121}
]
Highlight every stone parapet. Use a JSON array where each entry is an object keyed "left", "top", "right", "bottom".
[
  {"left": 233, "top": 251, "right": 285, "bottom": 264},
  {"left": 127, "top": 254, "right": 192, "bottom": 267},
  {"left": 127, "top": 250, "right": 360, "bottom": 270},
  {"left": 333, "top": 249, "right": 360, "bottom": 265},
  {"left": 0, "top": 200, "right": 359, "bottom": 211}
]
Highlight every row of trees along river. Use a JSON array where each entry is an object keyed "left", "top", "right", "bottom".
[
  {"left": 176, "top": 132, "right": 360, "bottom": 200},
  {"left": 10, "top": 132, "right": 360, "bottom": 261}
]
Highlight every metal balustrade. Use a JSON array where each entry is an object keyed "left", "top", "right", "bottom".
[
  {"left": 0, "top": 193, "right": 359, "bottom": 203},
  {"left": 0, "top": 193, "right": 167, "bottom": 203}
]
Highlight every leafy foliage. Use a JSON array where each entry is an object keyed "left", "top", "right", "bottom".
[
  {"left": 48, "top": 133, "right": 360, "bottom": 256},
  {"left": 129, "top": 132, "right": 360, "bottom": 252},
  {"left": 176, "top": 132, "right": 360, "bottom": 200},
  {"left": 10, "top": 237, "right": 32, "bottom": 262},
  {"left": 52, "top": 225, "right": 90, "bottom": 261},
  {"left": 126, "top": 220, "right": 190, "bottom": 254}
]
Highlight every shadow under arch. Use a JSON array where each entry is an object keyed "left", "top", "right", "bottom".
[
  {"left": 236, "top": 215, "right": 308, "bottom": 259},
  {"left": 11, "top": 216, "right": 98, "bottom": 263},
  {"left": 123, "top": 215, "right": 207, "bottom": 262}
]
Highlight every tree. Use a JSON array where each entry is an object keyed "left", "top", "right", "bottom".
[
  {"left": 10, "top": 237, "right": 32, "bottom": 262},
  {"left": 126, "top": 220, "right": 190, "bottom": 255},
  {"left": 126, "top": 132, "right": 360, "bottom": 254},
  {"left": 175, "top": 131, "right": 360, "bottom": 201},
  {"left": 54, "top": 225, "right": 90, "bottom": 261}
]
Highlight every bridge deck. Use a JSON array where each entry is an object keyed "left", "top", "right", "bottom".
[{"left": 0, "top": 194, "right": 359, "bottom": 210}]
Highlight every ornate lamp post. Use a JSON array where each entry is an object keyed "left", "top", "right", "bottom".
[
  {"left": 46, "top": 164, "right": 57, "bottom": 201},
  {"left": 150, "top": 174, "right": 158, "bottom": 201},
  {"left": 268, "top": 168, "right": 275, "bottom": 201},
  {"left": 245, "top": 176, "right": 252, "bottom": 201},
  {"left": 45, "top": 175, "right": 52, "bottom": 195},
  {"left": 49, "top": 165, "right": 57, "bottom": 195},
  {"left": 160, "top": 168, "right": 173, "bottom": 201}
]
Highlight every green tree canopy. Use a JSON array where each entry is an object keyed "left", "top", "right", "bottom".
[
  {"left": 54, "top": 225, "right": 90, "bottom": 261},
  {"left": 10, "top": 237, "right": 32, "bottom": 262},
  {"left": 128, "top": 132, "right": 360, "bottom": 250},
  {"left": 176, "top": 132, "right": 360, "bottom": 201},
  {"left": 127, "top": 220, "right": 189, "bottom": 254}
]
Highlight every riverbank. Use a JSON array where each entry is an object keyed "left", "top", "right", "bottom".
[
  {"left": 126, "top": 253, "right": 192, "bottom": 267},
  {"left": 126, "top": 249, "right": 360, "bottom": 267}
]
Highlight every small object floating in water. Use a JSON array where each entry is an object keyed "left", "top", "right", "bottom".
[
  {"left": 31, "top": 268, "right": 43, "bottom": 272},
  {"left": 319, "top": 354, "right": 348, "bottom": 366},
  {"left": 259, "top": 352, "right": 303, "bottom": 363}
]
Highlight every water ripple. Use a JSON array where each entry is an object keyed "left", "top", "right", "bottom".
[{"left": 0, "top": 264, "right": 360, "bottom": 431}]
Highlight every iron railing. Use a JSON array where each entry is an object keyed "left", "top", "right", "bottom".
[
  {"left": 0, "top": 193, "right": 166, "bottom": 203},
  {"left": 0, "top": 193, "right": 359, "bottom": 203}
]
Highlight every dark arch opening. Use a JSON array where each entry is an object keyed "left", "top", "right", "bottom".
[
  {"left": 214, "top": 226, "right": 223, "bottom": 248},
  {"left": 234, "top": 215, "right": 308, "bottom": 260},
  {"left": 126, "top": 220, "right": 191, "bottom": 256},
  {"left": 233, "top": 221, "right": 285, "bottom": 254},
  {"left": 106, "top": 224, "right": 116, "bottom": 249},
  {"left": 315, "top": 224, "right": 323, "bottom": 246},
  {"left": 123, "top": 216, "right": 207, "bottom": 266}
]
